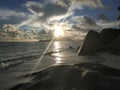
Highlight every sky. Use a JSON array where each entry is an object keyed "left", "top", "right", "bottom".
[{"left": 0, "top": 0, "right": 120, "bottom": 41}]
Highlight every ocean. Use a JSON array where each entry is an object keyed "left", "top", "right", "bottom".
[{"left": 0, "top": 41, "right": 120, "bottom": 90}]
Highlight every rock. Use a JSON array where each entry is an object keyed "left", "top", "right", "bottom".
[
  {"left": 100, "top": 28, "right": 120, "bottom": 45},
  {"left": 78, "top": 28, "right": 120, "bottom": 55},
  {"left": 100, "top": 28, "right": 120, "bottom": 53},
  {"left": 78, "top": 30, "right": 102, "bottom": 56}
]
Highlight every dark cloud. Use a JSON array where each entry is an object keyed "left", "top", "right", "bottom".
[
  {"left": 38, "top": 4, "right": 67, "bottom": 21},
  {"left": 25, "top": 1, "right": 69, "bottom": 22},
  {"left": 56, "top": 0, "right": 70, "bottom": 8},
  {"left": 25, "top": 1, "right": 43, "bottom": 14},
  {"left": 80, "top": 16, "right": 97, "bottom": 26},
  {"left": 19, "top": 0, "right": 106, "bottom": 29},
  {"left": 70, "top": 15, "right": 102, "bottom": 31},
  {"left": 97, "top": 14, "right": 109, "bottom": 21}
]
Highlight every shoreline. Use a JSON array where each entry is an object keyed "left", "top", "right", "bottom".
[{"left": 0, "top": 39, "right": 83, "bottom": 43}]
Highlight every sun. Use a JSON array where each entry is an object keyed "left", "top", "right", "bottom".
[{"left": 54, "top": 24, "right": 64, "bottom": 37}]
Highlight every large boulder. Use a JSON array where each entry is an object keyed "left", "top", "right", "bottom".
[
  {"left": 78, "top": 30, "right": 102, "bottom": 56},
  {"left": 100, "top": 28, "right": 120, "bottom": 45},
  {"left": 78, "top": 28, "right": 120, "bottom": 55},
  {"left": 100, "top": 28, "right": 120, "bottom": 53}
]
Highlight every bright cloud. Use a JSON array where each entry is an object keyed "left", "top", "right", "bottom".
[
  {"left": 20, "top": 0, "right": 106, "bottom": 29},
  {"left": 71, "top": 0, "right": 105, "bottom": 9},
  {"left": 97, "top": 21, "right": 120, "bottom": 28},
  {"left": 0, "top": 9, "right": 26, "bottom": 20},
  {"left": 0, "top": 24, "right": 39, "bottom": 41},
  {"left": 0, "top": 0, "right": 119, "bottom": 41}
]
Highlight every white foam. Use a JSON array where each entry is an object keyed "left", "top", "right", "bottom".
[{"left": 97, "top": 52, "right": 120, "bottom": 69}]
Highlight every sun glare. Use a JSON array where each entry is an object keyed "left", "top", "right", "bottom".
[{"left": 54, "top": 24, "right": 64, "bottom": 37}]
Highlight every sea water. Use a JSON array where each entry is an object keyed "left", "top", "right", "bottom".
[{"left": 0, "top": 41, "right": 120, "bottom": 90}]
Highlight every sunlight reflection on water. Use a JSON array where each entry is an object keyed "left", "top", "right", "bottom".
[
  {"left": 54, "top": 41, "right": 61, "bottom": 50},
  {"left": 53, "top": 41, "right": 63, "bottom": 64}
]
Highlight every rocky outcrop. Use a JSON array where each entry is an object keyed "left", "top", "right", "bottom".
[
  {"left": 78, "top": 30, "right": 102, "bottom": 56},
  {"left": 78, "top": 28, "right": 120, "bottom": 55},
  {"left": 100, "top": 28, "right": 120, "bottom": 45}
]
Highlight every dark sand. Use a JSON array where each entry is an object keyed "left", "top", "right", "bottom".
[{"left": 11, "top": 62, "right": 120, "bottom": 90}]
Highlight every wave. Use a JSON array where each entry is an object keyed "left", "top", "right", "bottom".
[
  {"left": 0, "top": 55, "right": 40, "bottom": 70},
  {"left": 0, "top": 48, "right": 72, "bottom": 70}
]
